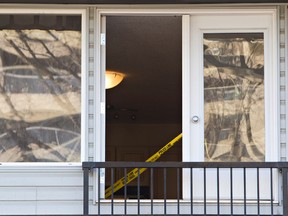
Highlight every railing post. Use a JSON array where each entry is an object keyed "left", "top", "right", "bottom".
[
  {"left": 83, "top": 167, "right": 90, "bottom": 216},
  {"left": 283, "top": 167, "right": 288, "bottom": 216},
  {"left": 282, "top": 167, "right": 288, "bottom": 216}
]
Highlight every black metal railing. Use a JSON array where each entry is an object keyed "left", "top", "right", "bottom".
[{"left": 82, "top": 162, "right": 288, "bottom": 216}]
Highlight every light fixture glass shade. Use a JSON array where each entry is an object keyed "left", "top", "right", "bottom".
[{"left": 105, "top": 71, "right": 124, "bottom": 89}]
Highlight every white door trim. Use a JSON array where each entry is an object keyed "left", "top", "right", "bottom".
[
  {"left": 183, "top": 10, "right": 278, "bottom": 200},
  {"left": 94, "top": 8, "right": 279, "bottom": 201},
  {"left": 188, "top": 11, "right": 278, "bottom": 162}
]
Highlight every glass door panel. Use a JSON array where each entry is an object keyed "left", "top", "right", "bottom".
[
  {"left": 199, "top": 33, "right": 270, "bottom": 201},
  {"left": 203, "top": 33, "right": 265, "bottom": 162},
  {"left": 186, "top": 13, "right": 278, "bottom": 201}
]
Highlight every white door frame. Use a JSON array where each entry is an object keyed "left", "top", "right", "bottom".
[
  {"left": 184, "top": 10, "right": 279, "bottom": 200},
  {"left": 188, "top": 11, "right": 278, "bottom": 162},
  {"left": 94, "top": 7, "right": 278, "bottom": 201}
]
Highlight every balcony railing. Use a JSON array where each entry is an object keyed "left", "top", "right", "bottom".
[{"left": 82, "top": 162, "right": 288, "bottom": 216}]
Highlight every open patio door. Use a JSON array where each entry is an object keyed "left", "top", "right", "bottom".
[
  {"left": 96, "top": 9, "right": 278, "bottom": 202},
  {"left": 102, "top": 15, "right": 182, "bottom": 199},
  {"left": 183, "top": 11, "right": 278, "bottom": 201}
]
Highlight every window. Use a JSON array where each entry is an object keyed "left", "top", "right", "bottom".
[
  {"left": 0, "top": 14, "right": 82, "bottom": 162},
  {"left": 203, "top": 33, "right": 265, "bottom": 162}
]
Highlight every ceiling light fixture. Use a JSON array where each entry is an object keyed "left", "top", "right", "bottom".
[{"left": 105, "top": 71, "right": 125, "bottom": 89}]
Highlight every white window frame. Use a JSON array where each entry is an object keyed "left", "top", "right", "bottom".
[
  {"left": 95, "top": 7, "right": 278, "bottom": 201},
  {"left": 0, "top": 8, "right": 88, "bottom": 167}
]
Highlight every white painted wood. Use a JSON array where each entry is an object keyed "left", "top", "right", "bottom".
[
  {"left": 182, "top": 14, "right": 191, "bottom": 164},
  {"left": 189, "top": 11, "right": 278, "bottom": 161},
  {"left": 0, "top": 8, "right": 86, "bottom": 14},
  {"left": 0, "top": 172, "right": 82, "bottom": 187},
  {"left": 0, "top": 201, "right": 37, "bottom": 215},
  {"left": 37, "top": 187, "right": 83, "bottom": 200},
  {"left": 284, "top": 6, "right": 288, "bottom": 162},
  {"left": 82, "top": 8, "right": 89, "bottom": 162},
  {"left": 36, "top": 201, "right": 83, "bottom": 214},
  {"left": 95, "top": 7, "right": 103, "bottom": 164},
  {"left": 0, "top": 169, "right": 96, "bottom": 214},
  {"left": 96, "top": 7, "right": 278, "bottom": 16},
  {"left": 189, "top": 11, "right": 278, "bottom": 201},
  {"left": 93, "top": 11, "right": 107, "bottom": 201},
  {"left": 0, "top": 187, "right": 37, "bottom": 201},
  {"left": 37, "top": 186, "right": 94, "bottom": 200},
  {"left": 0, "top": 186, "right": 92, "bottom": 201},
  {"left": 182, "top": 14, "right": 192, "bottom": 200},
  {"left": 100, "top": 14, "right": 107, "bottom": 165}
]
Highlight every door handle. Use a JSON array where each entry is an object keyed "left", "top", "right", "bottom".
[{"left": 192, "top": 116, "right": 200, "bottom": 124}]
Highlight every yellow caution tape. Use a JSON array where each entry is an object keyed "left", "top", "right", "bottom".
[{"left": 105, "top": 133, "right": 182, "bottom": 198}]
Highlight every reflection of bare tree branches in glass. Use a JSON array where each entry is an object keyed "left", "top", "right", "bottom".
[
  {"left": 5, "top": 31, "right": 79, "bottom": 113},
  {"left": 0, "top": 18, "right": 81, "bottom": 162},
  {"left": 204, "top": 34, "right": 264, "bottom": 162},
  {"left": 0, "top": 120, "right": 80, "bottom": 162}
]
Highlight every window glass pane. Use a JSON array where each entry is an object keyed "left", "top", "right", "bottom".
[
  {"left": 0, "top": 15, "right": 81, "bottom": 162},
  {"left": 204, "top": 33, "right": 264, "bottom": 162}
]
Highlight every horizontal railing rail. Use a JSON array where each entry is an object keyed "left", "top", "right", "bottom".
[{"left": 82, "top": 162, "right": 288, "bottom": 216}]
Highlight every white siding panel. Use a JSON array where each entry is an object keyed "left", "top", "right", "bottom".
[
  {"left": 281, "top": 142, "right": 286, "bottom": 158},
  {"left": 37, "top": 187, "right": 82, "bottom": 201},
  {"left": 281, "top": 101, "right": 286, "bottom": 113},
  {"left": 280, "top": 32, "right": 286, "bottom": 44},
  {"left": 279, "top": 5, "right": 287, "bottom": 161},
  {"left": 280, "top": 47, "right": 285, "bottom": 57},
  {"left": 36, "top": 186, "right": 93, "bottom": 201},
  {"left": 280, "top": 3, "right": 286, "bottom": 162},
  {"left": 88, "top": 7, "right": 95, "bottom": 163},
  {"left": 280, "top": 60, "right": 285, "bottom": 71},
  {"left": 37, "top": 187, "right": 83, "bottom": 201},
  {"left": 281, "top": 129, "right": 286, "bottom": 143},
  {"left": 281, "top": 75, "right": 286, "bottom": 86},
  {"left": 0, "top": 201, "right": 36, "bottom": 215},
  {"left": 281, "top": 117, "right": 286, "bottom": 129},
  {"left": 0, "top": 187, "right": 36, "bottom": 201},
  {"left": 36, "top": 201, "right": 82, "bottom": 215},
  {"left": 89, "top": 143, "right": 94, "bottom": 157},
  {"left": 281, "top": 88, "right": 286, "bottom": 103},
  {"left": 0, "top": 170, "right": 83, "bottom": 187}
]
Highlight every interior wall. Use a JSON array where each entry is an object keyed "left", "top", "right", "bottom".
[
  {"left": 106, "top": 123, "right": 182, "bottom": 198},
  {"left": 105, "top": 16, "right": 182, "bottom": 198},
  {"left": 106, "top": 123, "right": 182, "bottom": 161}
]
